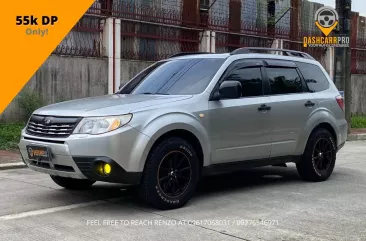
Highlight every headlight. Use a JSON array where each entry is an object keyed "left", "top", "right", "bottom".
[{"left": 73, "top": 114, "right": 132, "bottom": 135}]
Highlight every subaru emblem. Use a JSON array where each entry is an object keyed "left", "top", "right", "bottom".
[{"left": 44, "top": 117, "right": 52, "bottom": 125}]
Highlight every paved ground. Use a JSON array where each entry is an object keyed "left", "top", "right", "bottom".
[
  {"left": 0, "top": 141, "right": 365, "bottom": 241},
  {"left": 0, "top": 150, "right": 21, "bottom": 164},
  {"left": 351, "top": 128, "right": 366, "bottom": 134}
]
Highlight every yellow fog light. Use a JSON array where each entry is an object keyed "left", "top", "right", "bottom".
[{"left": 103, "top": 163, "right": 111, "bottom": 175}]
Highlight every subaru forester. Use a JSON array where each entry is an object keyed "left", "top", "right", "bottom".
[{"left": 18, "top": 48, "right": 348, "bottom": 210}]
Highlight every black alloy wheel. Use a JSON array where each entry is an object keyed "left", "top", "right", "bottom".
[
  {"left": 296, "top": 128, "right": 336, "bottom": 182},
  {"left": 139, "top": 137, "right": 200, "bottom": 210},
  {"left": 312, "top": 138, "right": 333, "bottom": 173},
  {"left": 158, "top": 151, "right": 192, "bottom": 197}
]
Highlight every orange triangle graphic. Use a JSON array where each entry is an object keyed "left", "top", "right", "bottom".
[
  {"left": 315, "top": 21, "right": 338, "bottom": 36},
  {"left": 0, "top": 0, "right": 95, "bottom": 114}
]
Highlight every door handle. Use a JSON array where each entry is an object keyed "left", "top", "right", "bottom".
[
  {"left": 258, "top": 104, "right": 271, "bottom": 111},
  {"left": 304, "top": 101, "right": 315, "bottom": 107}
]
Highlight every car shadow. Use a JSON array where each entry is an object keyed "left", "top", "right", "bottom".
[
  {"left": 55, "top": 165, "right": 344, "bottom": 210},
  {"left": 195, "top": 166, "right": 302, "bottom": 196},
  {"left": 88, "top": 166, "right": 304, "bottom": 207}
]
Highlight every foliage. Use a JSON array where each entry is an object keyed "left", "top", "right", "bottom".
[
  {"left": 16, "top": 88, "right": 44, "bottom": 121},
  {"left": 0, "top": 123, "right": 25, "bottom": 150},
  {"left": 351, "top": 116, "right": 366, "bottom": 129}
]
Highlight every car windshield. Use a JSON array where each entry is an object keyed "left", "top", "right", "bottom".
[{"left": 118, "top": 58, "right": 225, "bottom": 95}]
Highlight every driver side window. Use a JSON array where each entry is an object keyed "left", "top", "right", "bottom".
[{"left": 224, "top": 67, "right": 263, "bottom": 97}]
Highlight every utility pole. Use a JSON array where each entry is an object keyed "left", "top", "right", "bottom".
[
  {"left": 343, "top": 0, "right": 352, "bottom": 134},
  {"left": 336, "top": 0, "right": 352, "bottom": 134}
]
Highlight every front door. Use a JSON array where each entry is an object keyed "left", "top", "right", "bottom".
[{"left": 208, "top": 61, "right": 272, "bottom": 164}]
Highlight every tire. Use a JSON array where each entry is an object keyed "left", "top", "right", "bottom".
[
  {"left": 139, "top": 137, "right": 200, "bottom": 210},
  {"left": 50, "top": 175, "right": 95, "bottom": 190},
  {"left": 296, "top": 128, "right": 337, "bottom": 182}
]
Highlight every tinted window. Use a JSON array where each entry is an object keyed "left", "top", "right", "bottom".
[
  {"left": 120, "top": 58, "right": 225, "bottom": 95},
  {"left": 119, "top": 62, "right": 166, "bottom": 94},
  {"left": 296, "top": 62, "right": 330, "bottom": 92},
  {"left": 266, "top": 68, "right": 303, "bottom": 95},
  {"left": 225, "top": 67, "right": 263, "bottom": 97}
]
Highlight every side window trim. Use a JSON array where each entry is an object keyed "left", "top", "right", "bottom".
[
  {"left": 263, "top": 59, "right": 297, "bottom": 68},
  {"left": 295, "top": 67, "right": 311, "bottom": 93},
  {"left": 209, "top": 59, "right": 265, "bottom": 100},
  {"left": 261, "top": 66, "right": 271, "bottom": 96}
]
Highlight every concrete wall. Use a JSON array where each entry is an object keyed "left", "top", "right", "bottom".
[
  {"left": 1, "top": 54, "right": 365, "bottom": 123},
  {"left": 0, "top": 55, "right": 108, "bottom": 122},
  {"left": 351, "top": 75, "right": 366, "bottom": 115},
  {"left": 120, "top": 60, "right": 153, "bottom": 85},
  {"left": 0, "top": 55, "right": 153, "bottom": 122}
]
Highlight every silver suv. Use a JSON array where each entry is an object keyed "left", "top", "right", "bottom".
[{"left": 18, "top": 48, "right": 347, "bottom": 210}]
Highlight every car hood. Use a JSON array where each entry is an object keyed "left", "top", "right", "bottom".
[{"left": 33, "top": 94, "right": 192, "bottom": 117}]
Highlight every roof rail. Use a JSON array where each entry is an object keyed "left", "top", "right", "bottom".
[
  {"left": 169, "top": 52, "right": 212, "bottom": 58},
  {"left": 230, "top": 47, "right": 315, "bottom": 60}
]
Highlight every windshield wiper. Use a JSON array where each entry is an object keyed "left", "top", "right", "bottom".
[{"left": 141, "top": 92, "right": 170, "bottom": 95}]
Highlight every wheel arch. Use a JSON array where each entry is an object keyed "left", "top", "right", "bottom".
[
  {"left": 145, "top": 129, "right": 204, "bottom": 172},
  {"left": 137, "top": 114, "right": 211, "bottom": 172},
  {"left": 297, "top": 121, "right": 338, "bottom": 155},
  {"left": 311, "top": 122, "right": 337, "bottom": 144},
  {"left": 296, "top": 109, "right": 339, "bottom": 155}
]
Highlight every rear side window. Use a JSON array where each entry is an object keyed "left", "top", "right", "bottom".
[
  {"left": 224, "top": 67, "right": 263, "bottom": 97},
  {"left": 296, "top": 62, "right": 330, "bottom": 92},
  {"left": 266, "top": 68, "right": 303, "bottom": 95}
]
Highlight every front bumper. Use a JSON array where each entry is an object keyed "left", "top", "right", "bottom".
[{"left": 18, "top": 124, "right": 150, "bottom": 184}]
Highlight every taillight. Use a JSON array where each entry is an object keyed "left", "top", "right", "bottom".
[{"left": 336, "top": 95, "right": 344, "bottom": 111}]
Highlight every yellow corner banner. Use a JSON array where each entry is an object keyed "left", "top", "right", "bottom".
[{"left": 0, "top": 0, "right": 95, "bottom": 114}]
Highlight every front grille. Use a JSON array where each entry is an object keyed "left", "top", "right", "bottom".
[
  {"left": 54, "top": 164, "right": 75, "bottom": 172},
  {"left": 26, "top": 115, "right": 81, "bottom": 138},
  {"left": 74, "top": 159, "right": 94, "bottom": 176},
  {"left": 24, "top": 137, "right": 65, "bottom": 144},
  {"left": 29, "top": 161, "right": 75, "bottom": 172}
]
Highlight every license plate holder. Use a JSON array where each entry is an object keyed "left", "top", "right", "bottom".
[{"left": 26, "top": 145, "right": 51, "bottom": 162}]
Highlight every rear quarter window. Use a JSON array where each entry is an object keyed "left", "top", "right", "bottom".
[{"left": 296, "top": 62, "right": 330, "bottom": 92}]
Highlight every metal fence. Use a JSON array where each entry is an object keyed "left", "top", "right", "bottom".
[
  {"left": 352, "top": 42, "right": 366, "bottom": 75},
  {"left": 351, "top": 14, "right": 366, "bottom": 74},
  {"left": 53, "top": 15, "right": 103, "bottom": 57},
  {"left": 120, "top": 21, "right": 200, "bottom": 61},
  {"left": 91, "top": 0, "right": 186, "bottom": 25},
  {"left": 215, "top": 32, "right": 273, "bottom": 53},
  {"left": 52, "top": 0, "right": 366, "bottom": 72}
]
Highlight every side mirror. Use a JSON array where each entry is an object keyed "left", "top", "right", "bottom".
[{"left": 212, "top": 81, "right": 242, "bottom": 100}]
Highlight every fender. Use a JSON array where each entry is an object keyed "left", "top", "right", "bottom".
[
  {"left": 133, "top": 112, "right": 211, "bottom": 171},
  {"left": 295, "top": 107, "right": 339, "bottom": 155}
]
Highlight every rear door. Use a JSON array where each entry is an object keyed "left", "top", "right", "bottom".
[{"left": 262, "top": 59, "right": 316, "bottom": 157}]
